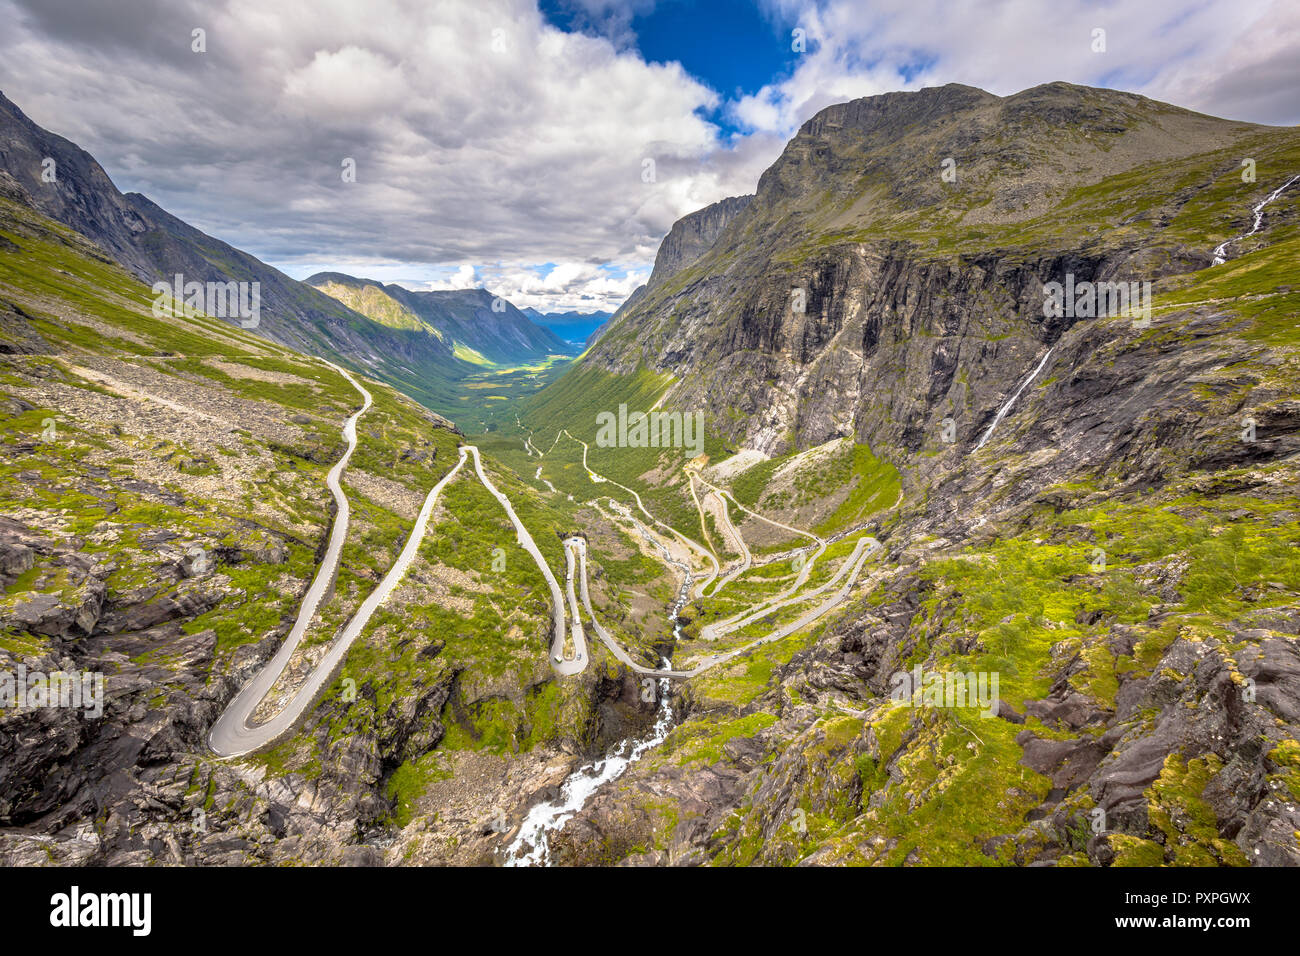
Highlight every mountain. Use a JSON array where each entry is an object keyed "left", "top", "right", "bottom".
[
  {"left": 646, "top": 194, "right": 753, "bottom": 291},
  {"left": 307, "top": 273, "right": 573, "bottom": 365},
  {"left": 573, "top": 82, "right": 1280, "bottom": 456},
  {"left": 0, "top": 90, "right": 469, "bottom": 416},
  {"left": 578, "top": 195, "right": 753, "bottom": 350},
  {"left": 521, "top": 307, "right": 612, "bottom": 346},
  {"left": 0, "top": 158, "right": 664, "bottom": 866},
  {"left": 4, "top": 74, "right": 1300, "bottom": 871},
  {"left": 516, "top": 81, "right": 1300, "bottom": 866}
]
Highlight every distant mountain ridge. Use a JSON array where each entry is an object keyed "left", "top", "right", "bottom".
[
  {"left": 521, "top": 307, "right": 612, "bottom": 346},
  {"left": 307, "top": 273, "right": 573, "bottom": 365},
  {"left": 0, "top": 90, "right": 469, "bottom": 416}
]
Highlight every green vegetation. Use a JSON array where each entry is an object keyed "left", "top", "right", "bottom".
[
  {"left": 660, "top": 712, "right": 777, "bottom": 766},
  {"left": 727, "top": 439, "right": 901, "bottom": 535},
  {"left": 812, "top": 443, "right": 901, "bottom": 534}
]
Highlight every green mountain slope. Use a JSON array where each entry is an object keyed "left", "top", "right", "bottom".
[
  {"left": 3, "top": 76, "right": 1298, "bottom": 870},
  {"left": 0, "top": 91, "right": 473, "bottom": 421},
  {"left": 0, "top": 183, "right": 675, "bottom": 865},
  {"left": 514, "top": 82, "right": 1300, "bottom": 868},
  {"left": 307, "top": 272, "right": 574, "bottom": 366}
]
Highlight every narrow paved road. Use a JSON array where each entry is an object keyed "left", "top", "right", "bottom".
[
  {"left": 210, "top": 446, "right": 469, "bottom": 756},
  {"left": 699, "top": 536, "right": 881, "bottom": 642},
  {"left": 557, "top": 428, "right": 721, "bottom": 595},
  {"left": 212, "top": 406, "right": 889, "bottom": 757},
  {"left": 209, "top": 362, "right": 372, "bottom": 756},
  {"left": 543, "top": 430, "right": 881, "bottom": 677},
  {"left": 689, "top": 468, "right": 827, "bottom": 605},
  {"left": 699, "top": 485, "right": 750, "bottom": 596},
  {"left": 211, "top": 441, "right": 585, "bottom": 756},
  {"left": 570, "top": 537, "right": 696, "bottom": 677},
  {"left": 562, "top": 539, "right": 590, "bottom": 667},
  {"left": 571, "top": 533, "right": 879, "bottom": 678},
  {"left": 466, "top": 446, "right": 580, "bottom": 675},
  {"left": 692, "top": 469, "right": 823, "bottom": 546}
]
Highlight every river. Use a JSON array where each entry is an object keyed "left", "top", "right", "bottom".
[{"left": 503, "top": 551, "right": 692, "bottom": 866}]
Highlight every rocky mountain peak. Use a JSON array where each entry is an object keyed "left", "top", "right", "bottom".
[
  {"left": 795, "top": 82, "right": 998, "bottom": 141},
  {"left": 647, "top": 194, "right": 754, "bottom": 290}
]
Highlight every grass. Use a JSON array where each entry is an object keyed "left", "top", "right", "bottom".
[{"left": 1, "top": 189, "right": 658, "bottom": 804}]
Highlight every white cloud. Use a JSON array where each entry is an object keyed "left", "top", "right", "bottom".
[
  {"left": 413, "top": 264, "right": 481, "bottom": 291},
  {"left": 282, "top": 46, "right": 407, "bottom": 116},
  {"left": 0, "top": 0, "right": 731, "bottom": 310},
  {"left": 733, "top": 0, "right": 1297, "bottom": 140},
  {"left": 0, "top": 0, "right": 1295, "bottom": 313},
  {"left": 407, "top": 261, "right": 648, "bottom": 312}
]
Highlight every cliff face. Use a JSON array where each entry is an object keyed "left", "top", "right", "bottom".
[
  {"left": 596, "top": 240, "right": 1209, "bottom": 458},
  {"left": 646, "top": 194, "right": 754, "bottom": 291},
  {"left": 573, "top": 82, "right": 1278, "bottom": 460},
  {"left": 523, "top": 82, "right": 1300, "bottom": 867},
  {"left": 544, "top": 261, "right": 1300, "bottom": 868},
  {"left": 586, "top": 195, "right": 753, "bottom": 350}
]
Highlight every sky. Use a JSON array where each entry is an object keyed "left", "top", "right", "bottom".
[{"left": 1, "top": 0, "right": 1297, "bottom": 312}]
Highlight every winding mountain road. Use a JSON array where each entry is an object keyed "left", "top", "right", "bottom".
[
  {"left": 698, "top": 535, "right": 881, "bottom": 643},
  {"left": 210, "top": 449, "right": 469, "bottom": 756},
  {"left": 210, "top": 440, "right": 579, "bottom": 755},
  {"left": 209, "top": 361, "right": 375, "bottom": 757},
  {"left": 210, "top": 369, "right": 577, "bottom": 756},
  {"left": 555, "top": 428, "right": 721, "bottom": 595},
  {"left": 466, "top": 445, "right": 579, "bottom": 674},
  {"left": 210, "top": 395, "right": 886, "bottom": 756},
  {"left": 689, "top": 468, "right": 826, "bottom": 602},
  {"left": 699, "top": 485, "right": 750, "bottom": 595},
  {"left": 569, "top": 533, "right": 878, "bottom": 678},
  {"left": 542, "top": 429, "right": 880, "bottom": 676},
  {"left": 692, "top": 469, "right": 824, "bottom": 547}
]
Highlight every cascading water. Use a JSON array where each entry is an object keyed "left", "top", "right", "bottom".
[
  {"left": 503, "top": 532, "right": 691, "bottom": 867},
  {"left": 973, "top": 346, "right": 1056, "bottom": 451},
  {"left": 971, "top": 175, "right": 1295, "bottom": 455},
  {"left": 1212, "top": 174, "right": 1300, "bottom": 265},
  {"left": 502, "top": 669, "right": 675, "bottom": 866}
]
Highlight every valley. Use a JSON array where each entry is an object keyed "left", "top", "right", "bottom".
[{"left": 1, "top": 76, "right": 1299, "bottom": 871}]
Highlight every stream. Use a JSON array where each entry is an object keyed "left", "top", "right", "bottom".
[
  {"left": 1212, "top": 174, "right": 1300, "bottom": 265},
  {"left": 504, "top": 539, "right": 692, "bottom": 866},
  {"left": 973, "top": 175, "right": 1297, "bottom": 458}
]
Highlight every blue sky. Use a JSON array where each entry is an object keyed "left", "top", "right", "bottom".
[
  {"left": 541, "top": 0, "right": 807, "bottom": 136},
  {"left": 1, "top": 0, "right": 1296, "bottom": 312}
]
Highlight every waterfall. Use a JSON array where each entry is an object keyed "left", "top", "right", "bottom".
[
  {"left": 503, "top": 661, "right": 676, "bottom": 866},
  {"left": 503, "top": 547, "right": 691, "bottom": 866},
  {"left": 1212, "top": 174, "right": 1300, "bottom": 265},
  {"left": 974, "top": 346, "right": 1056, "bottom": 451}
]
